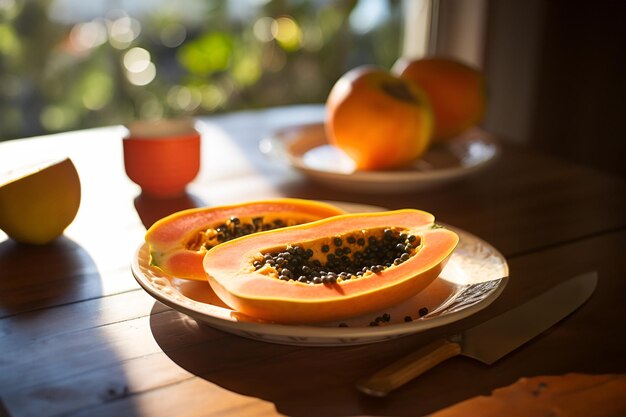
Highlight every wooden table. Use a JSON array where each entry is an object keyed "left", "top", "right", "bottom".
[{"left": 1, "top": 105, "right": 625, "bottom": 416}]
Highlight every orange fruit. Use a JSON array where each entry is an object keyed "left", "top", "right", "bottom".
[
  {"left": 326, "top": 66, "right": 433, "bottom": 170},
  {"left": 393, "top": 57, "right": 486, "bottom": 141}
]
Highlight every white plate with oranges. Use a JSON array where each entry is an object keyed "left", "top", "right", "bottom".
[{"left": 261, "top": 58, "right": 499, "bottom": 193}]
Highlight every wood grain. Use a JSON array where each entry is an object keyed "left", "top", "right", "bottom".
[{"left": 2, "top": 229, "right": 624, "bottom": 417}]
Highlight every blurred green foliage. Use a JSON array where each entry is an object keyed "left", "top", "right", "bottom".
[{"left": 0, "top": 0, "right": 403, "bottom": 140}]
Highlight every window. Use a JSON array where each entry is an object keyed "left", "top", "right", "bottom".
[{"left": 0, "top": 0, "right": 405, "bottom": 140}]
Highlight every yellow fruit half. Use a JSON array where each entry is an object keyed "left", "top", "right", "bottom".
[{"left": 0, "top": 157, "right": 81, "bottom": 244}]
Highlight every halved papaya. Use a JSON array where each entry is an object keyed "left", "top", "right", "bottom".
[
  {"left": 145, "top": 198, "right": 346, "bottom": 281},
  {"left": 203, "top": 209, "right": 459, "bottom": 323}
]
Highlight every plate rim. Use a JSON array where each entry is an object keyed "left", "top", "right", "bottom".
[{"left": 266, "top": 121, "right": 501, "bottom": 183}]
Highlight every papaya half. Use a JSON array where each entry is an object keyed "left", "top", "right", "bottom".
[
  {"left": 203, "top": 209, "right": 459, "bottom": 323},
  {"left": 145, "top": 198, "right": 346, "bottom": 281}
]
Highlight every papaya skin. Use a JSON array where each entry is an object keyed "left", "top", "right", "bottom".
[
  {"left": 203, "top": 210, "right": 459, "bottom": 324},
  {"left": 145, "top": 198, "right": 346, "bottom": 281}
]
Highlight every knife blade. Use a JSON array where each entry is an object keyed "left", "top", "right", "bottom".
[{"left": 357, "top": 271, "right": 598, "bottom": 397}]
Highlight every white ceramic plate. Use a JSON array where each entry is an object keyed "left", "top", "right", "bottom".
[
  {"left": 132, "top": 203, "right": 508, "bottom": 346},
  {"left": 260, "top": 122, "right": 500, "bottom": 193}
]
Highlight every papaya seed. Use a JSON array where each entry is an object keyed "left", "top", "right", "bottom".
[
  {"left": 187, "top": 215, "right": 318, "bottom": 252},
  {"left": 258, "top": 228, "right": 421, "bottom": 285}
]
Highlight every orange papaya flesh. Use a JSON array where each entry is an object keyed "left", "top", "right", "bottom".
[
  {"left": 203, "top": 209, "right": 459, "bottom": 323},
  {"left": 145, "top": 198, "right": 346, "bottom": 281}
]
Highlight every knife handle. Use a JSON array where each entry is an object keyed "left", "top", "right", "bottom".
[{"left": 356, "top": 338, "right": 461, "bottom": 397}]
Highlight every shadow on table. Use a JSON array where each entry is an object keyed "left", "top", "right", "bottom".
[
  {"left": 0, "top": 236, "right": 102, "bottom": 316},
  {"left": 149, "top": 301, "right": 489, "bottom": 417},
  {"left": 0, "top": 236, "right": 144, "bottom": 417},
  {"left": 133, "top": 191, "right": 206, "bottom": 229}
]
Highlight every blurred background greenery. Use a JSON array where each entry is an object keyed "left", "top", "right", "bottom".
[{"left": 0, "top": 0, "right": 404, "bottom": 141}]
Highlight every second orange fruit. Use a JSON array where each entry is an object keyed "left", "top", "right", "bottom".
[{"left": 393, "top": 57, "right": 487, "bottom": 142}]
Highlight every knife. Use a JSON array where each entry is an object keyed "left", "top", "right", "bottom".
[{"left": 356, "top": 271, "right": 598, "bottom": 397}]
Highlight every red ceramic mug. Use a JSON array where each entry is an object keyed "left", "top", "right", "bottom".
[{"left": 123, "top": 118, "right": 200, "bottom": 198}]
